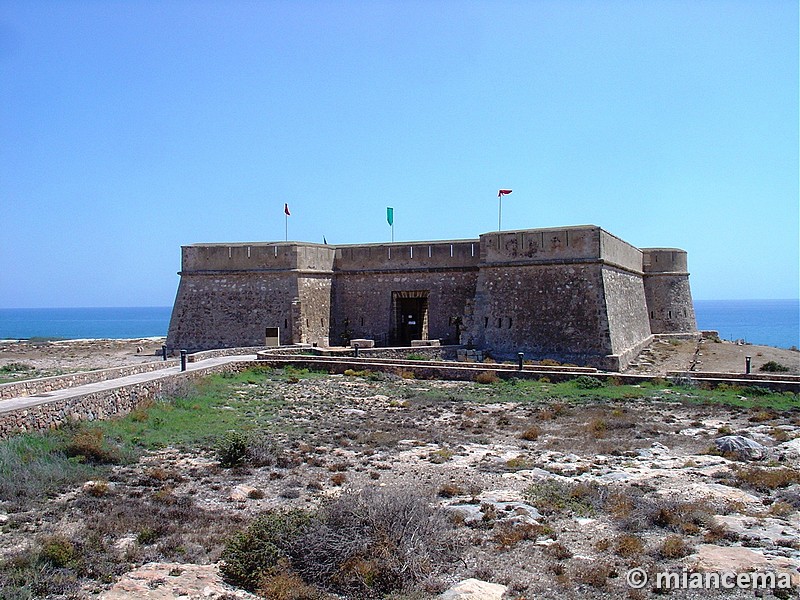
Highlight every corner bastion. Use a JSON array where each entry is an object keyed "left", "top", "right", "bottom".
[{"left": 166, "top": 225, "right": 697, "bottom": 371}]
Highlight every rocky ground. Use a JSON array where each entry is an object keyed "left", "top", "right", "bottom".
[{"left": 1, "top": 371, "right": 798, "bottom": 599}]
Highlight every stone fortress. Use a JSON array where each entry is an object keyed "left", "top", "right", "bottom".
[{"left": 166, "top": 225, "right": 697, "bottom": 371}]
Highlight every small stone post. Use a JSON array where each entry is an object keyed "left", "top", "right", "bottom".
[
  {"left": 353, "top": 343, "right": 359, "bottom": 358},
  {"left": 517, "top": 352, "right": 524, "bottom": 371},
  {"left": 161, "top": 345, "right": 167, "bottom": 361},
  {"left": 180, "top": 350, "right": 187, "bottom": 372},
  {"left": 745, "top": 356, "right": 751, "bottom": 375}
]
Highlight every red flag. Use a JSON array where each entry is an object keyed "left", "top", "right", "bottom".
[
  {"left": 498, "top": 189, "right": 512, "bottom": 197},
  {"left": 284, "top": 203, "right": 291, "bottom": 216}
]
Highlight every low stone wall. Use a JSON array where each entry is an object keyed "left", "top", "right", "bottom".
[
  {"left": 0, "top": 360, "right": 179, "bottom": 401},
  {"left": 0, "top": 362, "right": 247, "bottom": 439}
]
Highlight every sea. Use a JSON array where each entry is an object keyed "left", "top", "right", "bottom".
[{"left": 0, "top": 300, "right": 798, "bottom": 349}]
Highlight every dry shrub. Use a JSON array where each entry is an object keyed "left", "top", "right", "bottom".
[
  {"left": 258, "top": 561, "right": 324, "bottom": 600},
  {"left": 62, "top": 428, "right": 121, "bottom": 464},
  {"left": 658, "top": 535, "right": 692, "bottom": 559},
  {"left": 587, "top": 418, "right": 608, "bottom": 437},
  {"left": 732, "top": 466, "right": 800, "bottom": 492},
  {"left": 544, "top": 542, "right": 573, "bottom": 560},
  {"left": 749, "top": 409, "right": 777, "bottom": 423},
  {"left": 519, "top": 425, "right": 541, "bottom": 441},
  {"left": 573, "top": 560, "right": 614, "bottom": 588},
  {"left": 614, "top": 534, "right": 644, "bottom": 558},
  {"left": 493, "top": 521, "right": 540, "bottom": 550},
  {"left": 768, "top": 501, "right": 795, "bottom": 517},
  {"left": 475, "top": 370, "right": 499, "bottom": 385},
  {"left": 330, "top": 473, "right": 347, "bottom": 486},
  {"left": 438, "top": 483, "right": 464, "bottom": 498},
  {"left": 294, "top": 487, "right": 459, "bottom": 597}
]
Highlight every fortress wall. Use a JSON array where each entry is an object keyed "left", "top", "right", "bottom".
[
  {"left": 479, "top": 226, "right": 600, "bottom": 264},
  {"left": 166, "top": 272, "right": 300, "bottom": 352},
  {"left": 600, "top": 266, "right": 652, "bottom": 358},
  {"left": 330, "top": 270, "right": 478, "bottom": 346},
  {"left": 467, "top": 263, "right": 613, "bottom": 364},
  {"left": 334, "top": 240, "right": 479, "bottom": 271},
  {"left": 297, "top": 274, "right": 334, "bottom": 346},
  {"left": 641, "top": 249, "right": 697, "bottom": 333}
]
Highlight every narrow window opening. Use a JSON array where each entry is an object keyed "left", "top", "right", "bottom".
[
  {"left": 668, "top": 311, "right": 672, "bottom": 319},
  {"left": 284, "top": 319, "right": 288, "bottom": 329},
  {"left": 450, "top": 244, "right": 453, "bottom": 257},
  {"left": 274, "top": 246, "right": 278, "bottom": 257},
  {"left": 320, "top": 318, "right": 324, "bottom": 327},
  {"left": 410, "top": 246, "right": 413, "bottom": 258},
  {"left": 650, "top": 311, "right": 654, "bottom": 319},
  {"left": 508, "top": 317, "right": 513, "bottom": 328},
  {"left": 360, "top": 316, "right": 364, "bottom": 326},
  {"left": 247, "top": 246, "right": 251, "bottom": 258},
  {"left": 471, "top": 243, "right": 475, "bottom": 257},
  {"left": 428, "top": 245, "right": 432, "bottom": 258},
  {"left": 306, "top": 319, "right": 309, "bottom": 327},
  {"left": 228, "top": 247, "right": 232, "bottom": 259},
  {"left": 484, "top": 317, "right": 489, "bottom": 328},
  {"left": 388, "top": 247, "right": 392, "bottom": 259},
  {"left": 497, "top": 318, "right": 502, "bottom": 328}
]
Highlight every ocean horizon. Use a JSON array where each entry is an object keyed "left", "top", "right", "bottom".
[{"left": 0, "top": 300, "right": 798, "bottom": 349}]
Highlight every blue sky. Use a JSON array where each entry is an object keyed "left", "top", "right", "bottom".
[{"left": 1, "top": 0, "right": 797, "bottom": 307}]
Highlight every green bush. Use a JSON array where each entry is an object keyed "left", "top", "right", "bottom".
[
  {"left": 216, "top": 431, "right": 250, "bottom": 468},
  {"left": 221, "top": 510, "right": 312, "bottom": 591},
  {"left": 40, "top": 536, "right": 78, "bottom": 568},
  {"left": 573, "top": 376, "right": 604, "bottom": 389},
  {"left": 760, "top": 361, "right": 789, "bottom": 373}
]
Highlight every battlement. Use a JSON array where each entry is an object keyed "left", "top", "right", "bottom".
[
  {"left": 181, "top": 242, "right": 336, "bottom": 273},
  {"left": 334, "top": 240, "right": 480, "bottom": 271}
]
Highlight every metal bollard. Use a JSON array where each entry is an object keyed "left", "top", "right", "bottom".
[
  {"left": 180, "top": 350, "right": 187, "bottom": 372},
  {"left": 517, "top": 352, "right": 524, "bottom": 371},
  {"left": 353, "top": 343, "right": 359, "bottom": 358},
  {"left": 162, "top": 345, "right": 167, "bottom": 361},
  {"left": 745, "top": 356, "right": 751, "bottom": 375}
]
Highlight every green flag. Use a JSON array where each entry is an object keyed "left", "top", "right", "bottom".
[{"left": 387, "top": 207, "right": 394, "bottom": 226}]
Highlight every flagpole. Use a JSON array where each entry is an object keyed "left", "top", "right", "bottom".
[
  {"left": 498, "top": 195, "right": 502, "bottom": 231},
  {"left": 285, "top": 208, "right": 288, "bottom": 242}
]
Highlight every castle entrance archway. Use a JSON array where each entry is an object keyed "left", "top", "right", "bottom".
[{"left": 391, "top": 290, "right": 429, "bottom": 346}]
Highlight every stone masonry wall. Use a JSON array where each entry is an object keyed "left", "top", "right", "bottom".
[
  {"left": 601, "top": 266, "right": 652, "bottom": 355},
  {"left": 0, "top": 362, "right": 247, "bottom": 439},
  {"left": 330, "top": 270, "right": 478, "bottom": 346},
  {"left": 166, "top": 272, "right": 301, "bottom": 352},
  {"left": 298, "top": 275, "right": 333, "bottom": 346},
  {"left": 467, "top": 263, "right": 612, "bottom": 364},
  {"left": 0, "top": 360, "right": 178, "bottom": 400}
]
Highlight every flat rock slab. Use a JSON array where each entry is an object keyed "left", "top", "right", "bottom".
[
  {"left": 687, "top": 545, "right": 800, "bottom": 586},
  {"left": 99, "top": 562, "right": 259, "bottom": 600},
  {"left": 440, "top": 578, "right": 508, "bottom": 600}
]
